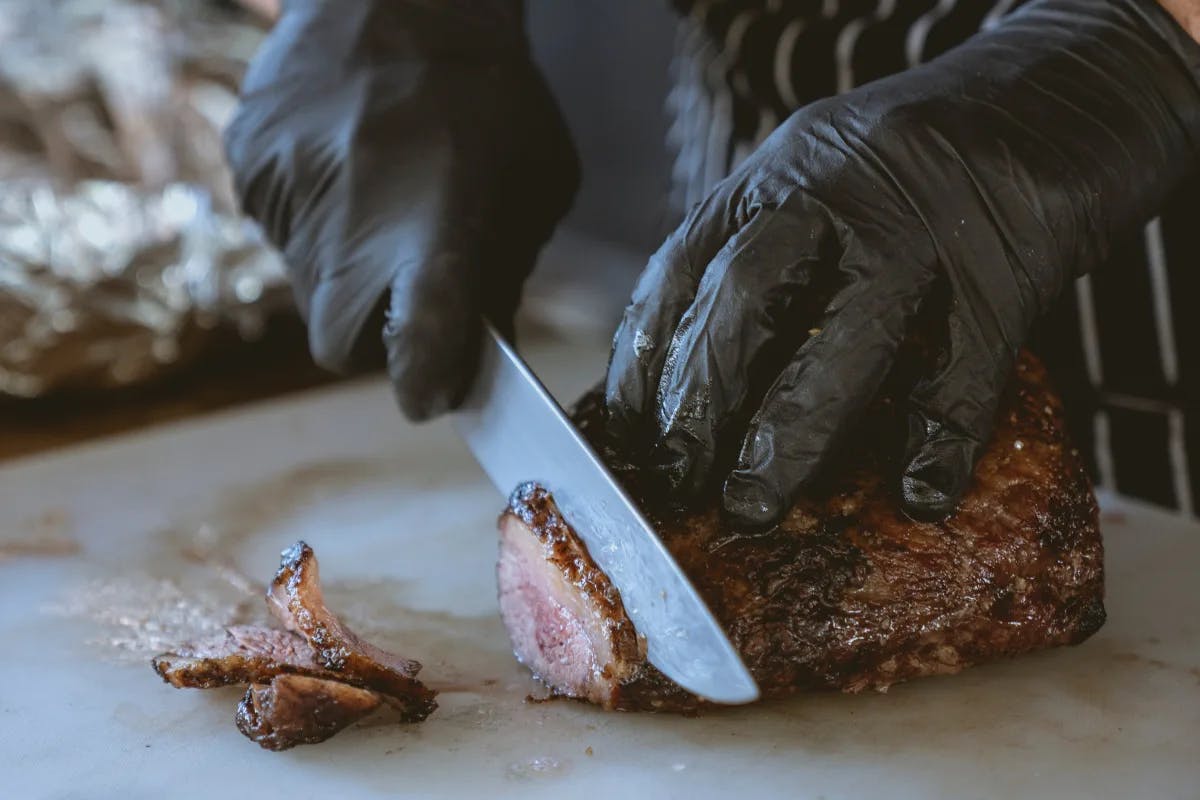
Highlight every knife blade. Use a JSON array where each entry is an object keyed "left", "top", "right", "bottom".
[{"left": 451, "top": 323, "right": 759, "bottom": 704}]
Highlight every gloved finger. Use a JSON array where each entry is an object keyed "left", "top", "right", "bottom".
[
  {"left": 381, "top": 210, "right": 489, "bottom": 422},
  {"left": 722, "top": 266, "right": 933, "bottom": 530},
  {"left": 223, "top": 69, "right": 353, "bottom": 258},
  {"left": 900, "top": 298, "right": 1020, "bottom": 521},
  {"left": 653, "top": 194, "right": 836, "bottom": 497},
  {"left": 475, "top": 229, "right": 546, "bottom": 344},
  {"left": 384, "top": 259, "right": 485, "bottom": 422},
  {"left": 223, "top": 57, "right": 404, "bottom": 343},
  {"left": 605, "top": 182, "right": 749, "bottom": 447},
  {"left": 379, "top": 158, "right": 551, "bottom": 422},
  {"left": 296, "top": 107, "right": 449, "bottom": 375}
]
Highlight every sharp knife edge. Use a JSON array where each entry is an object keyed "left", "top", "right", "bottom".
[{"left": 451, "top": 324, "right": 759, "bottom": 704}]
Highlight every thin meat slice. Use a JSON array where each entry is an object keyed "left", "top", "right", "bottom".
[
  {"left": 267, "top": 541, "right": 434, "bottom": 719},
  {"left": 496, "top": 352, "right": 1106, "bottom": 711},
  {"left": 497, "top": 492, "right": 643, "bottom": 707},
  {"left": 235, "top": 675, "right": 384, "bottom": 751},
  {"left": 152, "top": 540, "right": 437, "bottom": 749},
  {"left": 153, "top": 625, "right": 327, "bottom": 689}
]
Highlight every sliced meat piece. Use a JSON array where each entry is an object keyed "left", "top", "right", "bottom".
[
  {"left": 153, "top": 620, "right": 433, "bottom": 721},
  {"left": 152, "top": 541, "right": 437, "bottom": 748},
  {"left": 153, "top": 625, "right": 326, "bottom": 689},
  {"left": 235, "top": 675, "right": 384, "bottom": 751},
  {"left": 497, "top": 501, "right": 644, "bottom": 707},
  {"left": 497, "top": 352, "right": 1106, "bottom": 711},
  {"left": 267, "top": 541, "right": 435, "bottom": 720}
]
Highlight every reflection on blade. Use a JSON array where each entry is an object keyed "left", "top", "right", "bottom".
[{"left": 451, "top": 324, "right": 759, "bottom": 704}]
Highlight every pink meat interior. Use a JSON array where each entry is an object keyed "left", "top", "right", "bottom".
[{"left": 497, "top": 515, "right": 618, "bottom": 704}]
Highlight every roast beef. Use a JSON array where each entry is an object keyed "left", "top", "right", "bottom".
[
  {"left": 267, "top": 541, "right": 431, "bottom": 707},
  {"left": 153, "top": 541, "right": 436, "bottom": 749},
  {"left": 235, "top": 675, "right": 384, "bottom": 751},
  {"left": 497, "top": 353, "right": 1105, "bottom": 711}
]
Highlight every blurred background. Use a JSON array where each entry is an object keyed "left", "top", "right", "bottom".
[{"left": 0, "top": 0, "right": 679, "bottom": 459}]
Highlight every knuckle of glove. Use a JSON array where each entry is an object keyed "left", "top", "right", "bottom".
[
  {"left": 305, "top": 299, "right": 368, "bottom": 375},
  {"left": 384, "top": 255, "right": 481, "bottom": 422},
  {"left": 225, "top": 86, "right": 355, "bottom": 252}
]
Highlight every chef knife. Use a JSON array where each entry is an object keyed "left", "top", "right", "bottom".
[{"left": 451, "top": 323, "right": 760, "bottom": 704}]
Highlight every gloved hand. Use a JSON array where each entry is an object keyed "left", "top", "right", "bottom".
[
  {"left": 607, "top": 0, "right": 1200, "bottom": 527},
  {"left": 225, "top": 0, "right": 579, "bottom": 419}
]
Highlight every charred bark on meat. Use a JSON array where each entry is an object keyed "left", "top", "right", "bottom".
[
  {"left": 497, "top": 353, "right": 1105, "bottom": 711},
  {"left": 153, "top": 541, "right": 436, "bottom": 748}
]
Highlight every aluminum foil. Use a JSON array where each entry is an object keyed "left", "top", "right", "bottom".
[{"left": 0, "top": 0, "right": 291, "bottom": 397}]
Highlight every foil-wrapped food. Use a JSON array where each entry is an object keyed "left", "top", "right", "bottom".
[{"left": 0, "top": 0, "right": 291, "bottom": 397}]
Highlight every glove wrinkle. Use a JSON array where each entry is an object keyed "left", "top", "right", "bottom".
[
  {"left": 606, "top": 184, "right": 747, "bottom": 445},
  {"left": 225, "top": 0, "right": 577, "bottom": 418},
  {"left": 653, "top": 195, "right": 838, "bottom": 498},
  {"left": 610, "top": 0, "right": 1200, "bottom": 528}
]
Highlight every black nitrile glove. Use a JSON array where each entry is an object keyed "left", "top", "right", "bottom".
[
  {"left": 225, "top": 0, "right": 578, "bottom": 419},
  {"left": 607, "top": 0, "right": 1200, "bottom": 528}
]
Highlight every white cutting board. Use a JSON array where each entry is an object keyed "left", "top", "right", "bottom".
[{"left": 2, "top": 332, "right": 1198, "bottom": 800}]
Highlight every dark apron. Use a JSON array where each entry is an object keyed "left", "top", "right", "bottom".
[{"left": 667, "top": 0, "right": 1199, "bottom": 517}]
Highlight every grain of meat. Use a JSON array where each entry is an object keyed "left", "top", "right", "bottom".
[
  {"left": 153, "top": 541, "right": 436, "bottom": 749},
  {"left": 236, "top": 675, "right": 384, "bottom": 751},
  {"left": 497, "top": 352, "right": 1105, "bottom": 711}
]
